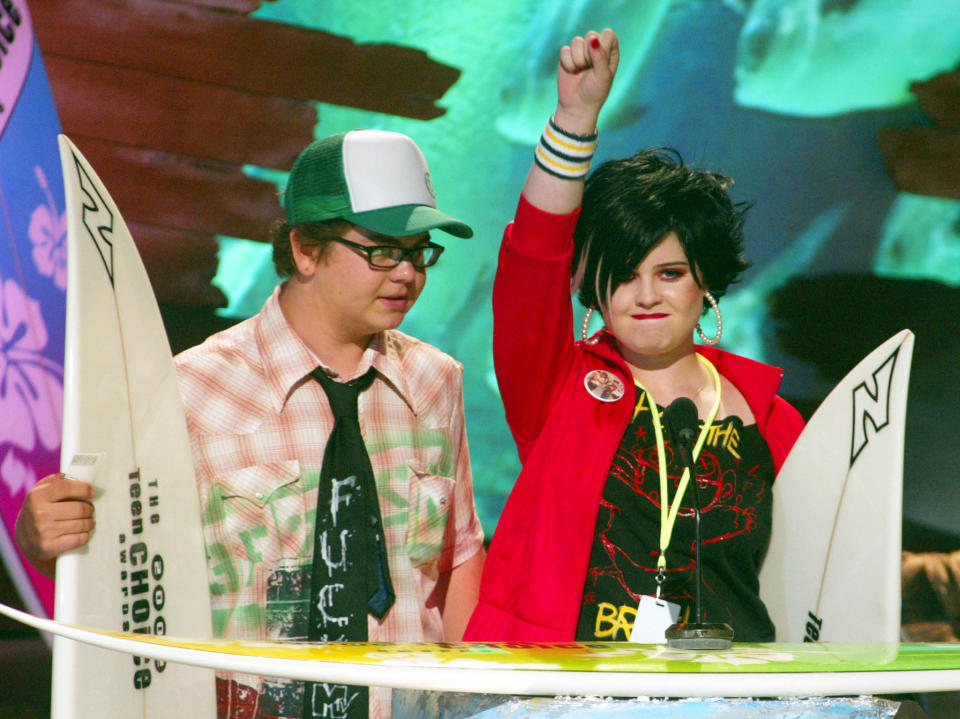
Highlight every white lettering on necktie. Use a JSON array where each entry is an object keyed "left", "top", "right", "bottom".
[
  {"left": 316, "top": 584, "right": 349, "bottom": 628},
  {"left": 308, "top": 682, "right": 359, "bottom": 719},
  {"left": 319, "top": 529, "right": 348, "bottom": 577},
  {"left": 329, "top": 475, "right": 357, "bottom": 527}
]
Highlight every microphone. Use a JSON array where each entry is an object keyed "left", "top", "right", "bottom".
[
  {"left": 664, "top": 397, "right": 698, "bottom": 468},
  {"left": 662, "top": 397, "right": 734, "bottom": 650}
]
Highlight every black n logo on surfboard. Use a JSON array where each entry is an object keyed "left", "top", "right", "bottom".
[
  {"left": 72, "top": 151, "right": 115, "bottom": 286},
  {"left": 849, "top": 346, "right": 900, "bottom": 467}
]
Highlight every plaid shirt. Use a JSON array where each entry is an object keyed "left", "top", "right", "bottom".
[{"left": 175, "top": 286, "right": 484, "bottom": 719}]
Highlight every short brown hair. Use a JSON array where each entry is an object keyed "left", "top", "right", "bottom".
[{"left": 269, "top": 218, "right": 353, "bottom": 277}]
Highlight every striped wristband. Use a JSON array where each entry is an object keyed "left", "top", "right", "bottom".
[{"left": 534, "top": 117, "right": 598, "bottom": 180}]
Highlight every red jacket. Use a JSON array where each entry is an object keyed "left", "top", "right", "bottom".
[{"left": 464, "top": 196, "right": 805, "bottom": 641}]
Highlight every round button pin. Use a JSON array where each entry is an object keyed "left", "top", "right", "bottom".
[{"left": 584, "top": 369, "right": 625, "bottom": 402}]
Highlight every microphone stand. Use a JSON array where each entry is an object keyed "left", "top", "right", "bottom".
[{"left": 665, "top": 410, "right": 734, "bottom": 650}]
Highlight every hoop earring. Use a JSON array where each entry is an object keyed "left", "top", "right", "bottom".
[
  {"left": 581, "top": 307, "right": 600, "bottom": 344},
  {"left": 696, "top": 291, "right": 723, "bottom": 346}
]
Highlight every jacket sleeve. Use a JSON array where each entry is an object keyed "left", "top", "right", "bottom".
[
  {"left": 492, "top": 194, "right": 582, "bottom": 461},
  {"left": 767, "top": 395, "right": 806, "bottom": 475}
]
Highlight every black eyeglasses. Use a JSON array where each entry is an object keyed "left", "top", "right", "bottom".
[{"left": 331, "top": 236, "right": 445, "bottom": 269}]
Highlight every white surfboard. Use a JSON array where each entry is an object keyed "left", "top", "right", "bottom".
[
  {"left": 53, "top": 135, "right": 215, "bottom": 718},
  {"left": 760, "top": 329, "right": 914, "bottom": 643},
  {"left": 2, "top": 601, "right": 959, "bottom": 699}
]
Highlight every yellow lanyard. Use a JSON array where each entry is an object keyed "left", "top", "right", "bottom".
[{"left": 632, "top": 354, "right": 722, "bottom": 596}]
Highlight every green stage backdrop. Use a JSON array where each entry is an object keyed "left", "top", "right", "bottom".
[{"left": 208, "top": 0, "right": 960, "bottom": 540}]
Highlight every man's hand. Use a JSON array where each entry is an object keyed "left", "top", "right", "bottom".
[{"left": 15, "top": 472, "right": 96, "bottom": 578}]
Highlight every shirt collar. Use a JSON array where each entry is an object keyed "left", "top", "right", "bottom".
[
  {"left": 255, "top": 285, "right": 417, "bottom": 414},
  {"left": 581, "top": 331, "right": 785, "bottom": 423}
]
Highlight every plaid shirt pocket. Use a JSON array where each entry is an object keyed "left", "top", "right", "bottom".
[{"left": 404, "top": 469, "right": 454, "bottom": 568}]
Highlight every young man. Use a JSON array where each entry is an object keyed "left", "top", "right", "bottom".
[{"left": 17, "top": 130, "right": 486, "bottom": 719}]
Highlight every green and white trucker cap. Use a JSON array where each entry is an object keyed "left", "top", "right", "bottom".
[{"left": 283, "top": 130, "right": 473, "bottom": 238}]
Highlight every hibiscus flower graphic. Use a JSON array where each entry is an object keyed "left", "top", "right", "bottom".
[
  {"left": 0, "top": 276, "right": 63, "bottom": 495},
  {"left": 1, "top": 449, "right": 38, "bottom": 499},
  {"left": 28, "top": 165, "right": 67, "bottom": 291}
]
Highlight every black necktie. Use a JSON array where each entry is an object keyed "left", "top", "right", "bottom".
[{"left": 302, "top": 368, "right": 395, "bottom": 719}]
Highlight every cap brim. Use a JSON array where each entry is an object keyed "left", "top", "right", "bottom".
[{"left": 347, "top": 204, "right": 474, "bottom": 239}]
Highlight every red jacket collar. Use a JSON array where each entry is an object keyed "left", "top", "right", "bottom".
[{"left": 578, "top": 331, "right": 785, "bottom": 426}]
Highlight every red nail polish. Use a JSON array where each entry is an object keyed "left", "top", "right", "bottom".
[{"left": 590, "top": 37, "right": 600, "bottom": 49}]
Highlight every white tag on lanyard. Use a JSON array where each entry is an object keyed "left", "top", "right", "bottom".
[{"left": 630, "top": 595, "right": 681, "bottom": 643}]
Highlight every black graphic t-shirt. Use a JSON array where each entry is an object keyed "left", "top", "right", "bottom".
[{"left": 576, "top": 387, "right": 777, "bottom": 642}]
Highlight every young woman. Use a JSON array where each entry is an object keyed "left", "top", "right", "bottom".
[{"left": 464, "top": 29, "right": 804, "bottom": 643}]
